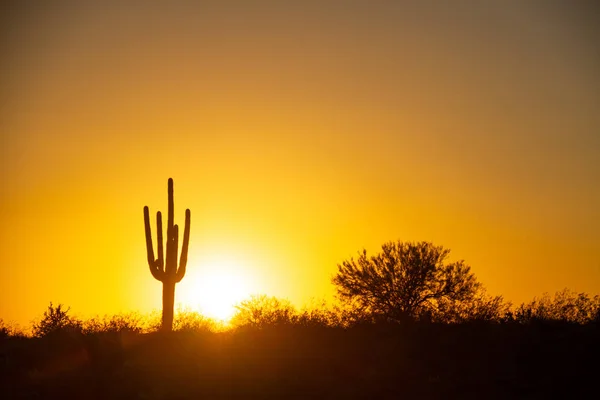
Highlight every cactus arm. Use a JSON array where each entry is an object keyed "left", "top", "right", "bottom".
[
  {"left": 150, "top": 261, "right": 166, "bottom": 282},
  {"left": 144, "top": 206, "right": 154, "bottom": 265},
  {"left": 176, "top": 209, "right": 191, "bottom": 283},
  {"left": 144, "top": 206, "right": 165, "bottom": 281},
  {"left": 156, "top": 211, "right": 164, "bottom": 271},
  {"left": 165, "top": 229, "right": 173, "bottom": 274}
]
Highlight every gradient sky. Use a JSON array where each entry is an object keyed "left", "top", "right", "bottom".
[{"left": 1, "top": 1, "right": 599, "bottom": 326}]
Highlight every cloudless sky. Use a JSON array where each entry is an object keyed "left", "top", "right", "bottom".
[{"left": 1, "top": 1, "right": 599, "bottom": 326}]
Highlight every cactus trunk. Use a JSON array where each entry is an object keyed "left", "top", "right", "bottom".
[
  {"left": 162, "top": 280, "right": 176, "bottom": 331},
  {"left": 143, "top": 178, "right": 191, "bottom": 332}
]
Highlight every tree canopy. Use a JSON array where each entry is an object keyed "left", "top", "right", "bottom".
[{"left": 332, "top": 241, "right": 481, "bottom": 322}]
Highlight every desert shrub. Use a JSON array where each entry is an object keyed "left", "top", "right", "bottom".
[
  {"left": 432, "top": 291, "right": 511, "bottom": 323},
  {"left": 292, "top": 299, "right": 345, "bottom": 328},
  {"left": 511, "top": 289, "right": 600, "bottom": 324},
  {"left": 0, "top": 321, "right": 7, "bottom": 339},
  {"left": 137, "top": 308, "right": 217, "bottom": 333},
  {"left": 1, "top": 319, "right": 11, "bottom": 339},
  {"left": 142, "top": 310, "right": 163, "bottom": 333},
  {"left": 295, "top": 300, "right": 382, "bottom": 328},
  {"left": 0, "top": 319, "right": 27, "bottom": 338},
  {"left": 31, "top": 303, "right": 82, "bottom": 338},
  {"left": 83, "top": 312, "right": 145, "bottom": 334},
  {"left": 334, "top": 300, "right": 380, "bottom": 327},
  {"left": 172, "top": 307, "right": 217, "bottom": 333},
  {"left": 231, "top": 295, "right": 296, "bottom": 328}
]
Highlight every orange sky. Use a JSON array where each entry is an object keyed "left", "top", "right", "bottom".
[{"left": 1, "top": 2, "right": 599, "bottom": 326}]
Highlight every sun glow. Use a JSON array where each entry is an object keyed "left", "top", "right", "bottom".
[{"left": 177, "top": 257, "right": 256, "bottom": 322}]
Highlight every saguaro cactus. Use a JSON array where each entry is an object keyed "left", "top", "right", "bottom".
[{"left": 143, "top": 178, "right": 191, "bottom": 332}]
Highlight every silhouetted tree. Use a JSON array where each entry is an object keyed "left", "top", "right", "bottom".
[
  {"left": 144, "top": 178, "right": 191, "bottom": 332},
  {"left": 332, "top": 241, "right": 481, "bottom": 322}
]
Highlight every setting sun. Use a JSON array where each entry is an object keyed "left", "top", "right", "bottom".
[{"left": 177, "top": 256, "right": 256, "bottom": 322}]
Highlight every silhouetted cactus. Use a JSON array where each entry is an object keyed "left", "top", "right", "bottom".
[{"left": 144, "top": 178, "right": 191, "bottom": 332}]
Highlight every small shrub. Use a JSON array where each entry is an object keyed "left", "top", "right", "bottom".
[
  {"left": 293, "top": 299, "right": 360, "bottom": 328},
  {"left": 433, "top": 291, "right": 511, "bottom": 323},
  {"left": 172, "top": 307, "right": 217, "bottom": 333},
  {"left": 32, "top": 302, "right": 82, "bottom": 338},
  {"left": 0, "top": 319, "right": 27, "bottom": 338},
  {"left": 511, "top": 289, "right": 600, "bottom": 324},
  {"left": 0, "top": 319, "right": 10, "bottom": 339},
  {"left": 83, "top": 312, "right": 144, "bottom": 334},
  {"left": 142, "top": 310, "right": 163, "bottom": 333},
  {"left": 231, "top": 295, "right": 296, "bottom": 328}
]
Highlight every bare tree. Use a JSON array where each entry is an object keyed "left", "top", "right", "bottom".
[{"left": 332, "top": 241, "right": 481, "bottom": 322}]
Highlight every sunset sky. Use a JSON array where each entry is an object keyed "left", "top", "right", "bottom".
[{"left": 1, "top": 1, "right": 599, "bottom": 326}]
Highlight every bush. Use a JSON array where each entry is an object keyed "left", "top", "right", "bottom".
[
  {"left": 432, "top": 291, "right": 511, "bottom": 323},
  {"left": 0, "top": 319, "right": 27, "bottom": 339},
  {"left": 291, "top": 299, "right": 345, "bottom": 328},
  {"left": 82, "top": 312, "right": 145, "bottom": 334},
  {"left": 32, "top": 303, "right": 82, "bottom": 338},
  {"left": 510, "top": 289, "right": 600, "bottom": 324},
  {"left": 231, "top": 295, "right": 296, "bottom": 328},
  {"left": 172, "top": 307, "right": 217, "bottom": 333}
]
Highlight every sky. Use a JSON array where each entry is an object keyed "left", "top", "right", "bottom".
[{"left": 1, "top": 1, "right": 599, "bottom": 326}]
